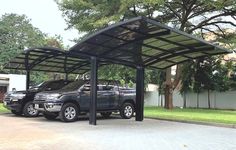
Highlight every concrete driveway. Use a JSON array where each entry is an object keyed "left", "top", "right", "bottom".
[{"left": 0, "top": 113, "right": 235, "bottom": 150}]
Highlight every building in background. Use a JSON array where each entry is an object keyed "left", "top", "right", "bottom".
[{"left": 0, "top": 74, "right": 26, "bottom": 101}]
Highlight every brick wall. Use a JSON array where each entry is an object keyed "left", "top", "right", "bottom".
[{"left": 0, "top": 86, "right": 7, "bottom": 102}]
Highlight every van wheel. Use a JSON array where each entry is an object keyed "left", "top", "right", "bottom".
[
  {"left": 43, "top": 112, "right": 58, "bottom": 120},
  {"left": 23, "top": 101, "right": 39, "bottom": 117},
  {"left": 120, "top": 102, "right": 134, "bottom": 119},
  {"left": 100, "top": 112, "right": 112, "bottom": 118},
  {"left": 59, "top": 103, "right": 79, "bottom": 122}
]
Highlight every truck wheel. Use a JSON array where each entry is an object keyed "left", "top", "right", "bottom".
[
  {"left": 11, "top": 110, "right": 22, "bottom": 116},
  {"left": 100, "top": 112, "right": 112, "bottom": 118},
  {"left": 120, "top": 102, "right": 134, "bottom": 119},
  {"left": 43, "top": 112, "right": 58, "bottom": 120},
  {"left": 59, "top": 103, "right": 79, "bottom": 122},
  {"left": 23, "top": 101, "right": 39, "bottom": 117}
]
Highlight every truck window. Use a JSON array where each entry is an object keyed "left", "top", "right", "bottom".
[
  {"left": 61, "top": 80, "right": 86, "bottom": 91},
  {"left": 102, "top": 85, "right": 114, "bottom": 91},
  {"left": 44, "top": 81, "right": 65, "bottom": 91}
]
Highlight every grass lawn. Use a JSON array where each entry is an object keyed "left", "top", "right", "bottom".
[
  {"left": 144, "top": 107, "right": 236, "bottom": 125},
  {"left": 0, "top": 103, "right": 9, "bottom": 113}
]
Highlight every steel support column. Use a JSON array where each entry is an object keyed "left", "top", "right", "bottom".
[
  {"left": 89, "top": 56, "right": 98, "bottom": 125},
  {"left": 135, "top": 66, "right": 144, "bottom": 121},
  {"left": 26, "top": 70, "right": 30, "bottom": 90},
  {"left": 25, "top": 52, "right": 30, "bottom": 90}
]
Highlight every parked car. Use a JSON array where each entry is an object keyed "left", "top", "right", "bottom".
[
  {"left": 3, "top": 79, "right": 72, "bottom": 117},
  {"left": 33, "top": 80, "right": 136, "bottom": 122}
]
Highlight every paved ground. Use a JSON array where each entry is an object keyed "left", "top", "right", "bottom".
[{"left": 0, "top": 113, "right": 235, "bottom": 150}]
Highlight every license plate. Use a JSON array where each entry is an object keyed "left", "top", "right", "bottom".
[{"left": 35, "top": 104, "right": 39, "bottom": 109}]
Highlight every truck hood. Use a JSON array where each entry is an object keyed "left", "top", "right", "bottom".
[
  {"left": 37, "top": 89, "right": 77, "bottom": 95},
  {"left": 7, "top": 90, "right": 34, "bottom": 95}
]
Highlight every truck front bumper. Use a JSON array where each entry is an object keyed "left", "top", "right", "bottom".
[
  {"left": 3, "top": 101, "right": 22, "bottom": 112},
  {"left": 34, "top": 102, "right": 62, "bottom": 112}
]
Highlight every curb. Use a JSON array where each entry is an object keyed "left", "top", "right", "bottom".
[{"left": 145, "top": 117, "right": 236, "bottom": 129}]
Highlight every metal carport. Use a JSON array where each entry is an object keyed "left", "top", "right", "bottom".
[{"left": 5, "top": 16, "right": 230, "bottom": 125}]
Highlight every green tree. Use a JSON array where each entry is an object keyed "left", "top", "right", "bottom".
[
  {"left": 190, "top": 56, "right": 230, "bottom": 109},
  {"left": 0, "top": 13, "right": 46, "bottom": 68},
  {"left": 98, "top": 64, "right": 135, "bottom": 87},
  {"left": 0, "top": 14, "right": 69, "bottom": 85},
  {"left": 56, "top": 0, "right": 236, "bottom": 109},
  {"left": 180, "top": 61, "right": 195, "bottom": 108},
  {"left": 193, "top": 59, "right": 202, "bottom": 108}
]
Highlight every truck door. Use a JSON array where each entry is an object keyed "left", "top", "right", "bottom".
[
  {"left": 79, "top": 85, "right": 106, "bottom": 110},
  {"left": 78, "top": 84, "right": 90, "bottom": 111},
  {"left": 98, "top": 85, "right": 118, "bottom": 109}
]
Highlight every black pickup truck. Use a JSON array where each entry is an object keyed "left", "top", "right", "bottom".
[
  {"left": 3, "top": 80, "right": 71, "bottom": 117},
  {"left": 33, "top": 80, "right": 136, "bottom": 122}
]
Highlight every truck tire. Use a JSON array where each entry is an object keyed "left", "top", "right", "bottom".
[
  {"left": 43, "top": 112, "right": 58, "bottom": 120},
  {"left": 100, "top": 112, "right": 112, "bottom": 118},
  {"left": 120, "top": 102, "right": 134, "bottom": 119},
  {"left": 11, "top": 110, "right": 22, "bottom": 116},
  {"left": 23, "top": 101, "right": 39, "bottom": 117},
  {"left": 59, "top": 103, "right": 79, "bottom": 122}
]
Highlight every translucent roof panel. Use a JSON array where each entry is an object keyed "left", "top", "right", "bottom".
[
  {"left": 69, "top": 16, "right": 230, "bottom": 69},
  {"left": 4, "top": 47, "right": 90, "bottom": 74}
]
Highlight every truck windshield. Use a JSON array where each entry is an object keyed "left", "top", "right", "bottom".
[
  {"left": 61, "top": 80, "right": 86, "bottom": 91},
  {"left": 29, "top": 82, "right": 47, "bottom": 90}
]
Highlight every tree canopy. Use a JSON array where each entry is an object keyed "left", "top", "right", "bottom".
[
  {"left": 0, "top": 13, "right": 46, "bottom": 67},
  {"left": 0, "top": 13, "right": 67, "bottom": 85}
]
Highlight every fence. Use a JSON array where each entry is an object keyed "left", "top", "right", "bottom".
[{"left": 144, "top": 90, "right": 236, "bottom": 110}]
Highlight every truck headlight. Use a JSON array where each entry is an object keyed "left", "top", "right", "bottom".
[
  {"left": 46, "top": 94, "right": 62, "bottom": 101},
  {"left": 12, "top": 93, "right": 26, "bottom": 100}
]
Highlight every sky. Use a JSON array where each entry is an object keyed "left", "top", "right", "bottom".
[{"left": 0, "top": 0, "right": 80, "bottom": 47}]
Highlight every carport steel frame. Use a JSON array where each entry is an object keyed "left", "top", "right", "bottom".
[{"left": 7, "top": 16, "right": 230, "bottom": 125}]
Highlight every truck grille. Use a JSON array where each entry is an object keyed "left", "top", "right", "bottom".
[{"left": 4, "top": 96, "right": 11, "bottom": 102}]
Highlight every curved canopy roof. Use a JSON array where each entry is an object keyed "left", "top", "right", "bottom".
[
  {"left": 69, "top": 16, "right": 230, "bottom": 69},
  {"left": 4, "top": 16, "right": 230, "bottom": 74},
  {"left": 4, "top": 47, "right": 91, "bottom": 74}
]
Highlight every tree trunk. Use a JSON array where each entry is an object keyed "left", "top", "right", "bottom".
[
  {"left": 183, "top": 92, "right": 186, "bottom": 108},
  {"left": 207, "top": 89, "right": 211, "bottom": 109},
  {"left": 164, "top": 65, "right": 182, "bottom": 109},
  {"left": 164, "top": 85, "right": 173, "bottom": 109},
  {"left": 164, "top": 67, "right": 173, "bottom": 109},
  {"left": 197, "top": 92, "right": 199, "bottom": 108}
]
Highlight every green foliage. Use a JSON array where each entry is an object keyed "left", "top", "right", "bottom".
[
  {"left": 0, "top": 13, "right": 69, "bottom": 85},
  {"left": 56, "top": 0, "right": 164, "bottom": 32},
  {"left": 0, "top": 104, "right": 10, "bottom": 113},
  {"left": 56, "top": 0, "right": 236, "bottom": 33},
  {"left": 196, "top": 57, "right": 230, "bottom": 92},
  {"left": 180, "top": 62, "right": 195, "bottom": 95},
  {"left": 180, "top": 57, "right": 230, "bottom": 95},
  {"left": 98, "top": 64, "right": 135, "bottom": 86},
  {"left": 145, "top": 69, "right": 160, "bottom": 84},
  {"left": 98, "top": 64, "right": 163, "bottom": 87},
  {"left": 45, "top": 35, "right": 65, "bottom": 49},
  {"left": 156, "top": 70, "right": 166, "bottom": 95},
  {"left": 0, "top": 13, "right": 46, "bottom": 67}
]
